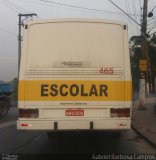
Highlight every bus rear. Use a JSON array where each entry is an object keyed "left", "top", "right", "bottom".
[{"left": 17, "top": 19, "right": 132, "bottom": 133}]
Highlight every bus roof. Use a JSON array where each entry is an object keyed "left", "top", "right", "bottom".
[{"left": 26, "top": 18, "right": 127, "bottom": 27}]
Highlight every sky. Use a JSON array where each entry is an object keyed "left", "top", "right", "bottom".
[{"left": 0, "top": 0, "right": 156, "bottom": 82}]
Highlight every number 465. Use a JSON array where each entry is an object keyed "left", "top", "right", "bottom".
[{"left": 99, "top": 67, "right": 114, "bottom": 75}]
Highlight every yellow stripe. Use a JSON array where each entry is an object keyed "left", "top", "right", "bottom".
[{"left": 18, "top": 80, "right": 132, "bottom": 101}]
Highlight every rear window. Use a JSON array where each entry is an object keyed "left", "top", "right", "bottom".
[{"left": 26, "top": 21, "right": 124, "bottom": 69}]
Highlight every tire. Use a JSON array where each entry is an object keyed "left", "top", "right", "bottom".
[
  {"left": 47, "top": 132, "right": 61, "bottom": 139},
  {"left": 47, "top": 132, "right": 56, "bottom": 139},
  {"left": 112, "top": 131, "right": 121, "bottom": 138},
  {"left": 0, "top": 101, "right": 9, "bottom": 117},
  {"left": 47, "top": 131, "right": 67, "bottom": 139},
  {"left": 47, "top": 132, "right": 53, "bottom": 139}
]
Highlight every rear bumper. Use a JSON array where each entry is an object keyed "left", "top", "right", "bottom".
[{"left": 17, "top": 118, "right": 131, "bottom": 130}]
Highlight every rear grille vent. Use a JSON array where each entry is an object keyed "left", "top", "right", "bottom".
[{"left": 26, "top": 68, "right": 123, "bottom": 76}]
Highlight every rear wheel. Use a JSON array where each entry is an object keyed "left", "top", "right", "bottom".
[
  {"left": 47, "top": 132, "right": 60, "bottom": 139},
  {"left": 47, "top": 131, "right": 67, "bottom": 139},
  {"left": 97, "top": 131, "right": 121, "bottom": 138},
  {"left": 112, "top": 131, "right": 121, "bottom": 138}
]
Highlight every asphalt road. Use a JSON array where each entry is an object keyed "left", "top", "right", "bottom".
[
  {"left": 0, "top": 121, "right": 156, "bottom": 154},
  {"left": 0, "top": 107, "right": 155, "bottom": 159}
]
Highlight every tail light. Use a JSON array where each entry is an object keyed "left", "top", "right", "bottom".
[
  {"left": 19, "top": 109, "right": 39, "bottom": 118},
  {"left": 110, "top": 108, "right": 130, "bottom": 117}
]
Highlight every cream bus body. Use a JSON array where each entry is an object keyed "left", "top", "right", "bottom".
[{"left": 17, "top": 19, "right": 132, "bottom": 132}]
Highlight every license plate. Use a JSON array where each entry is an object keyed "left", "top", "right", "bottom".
[{"left": 65, "top": 109, "right": 84, "bottom": 116}]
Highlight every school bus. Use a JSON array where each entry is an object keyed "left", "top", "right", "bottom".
[{"left": 17, "top": 19, "right": 132, "bottom": 137}]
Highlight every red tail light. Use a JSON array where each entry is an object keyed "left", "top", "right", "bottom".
[
  {"left": 21, "top": 123, "right": 28, "bottom": 127},
  {"left": 110, "top": 108, "right": 130, "bottom": 117},
  {"left": 19, "top": 109, "right": 39, "bottom": 118}
]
